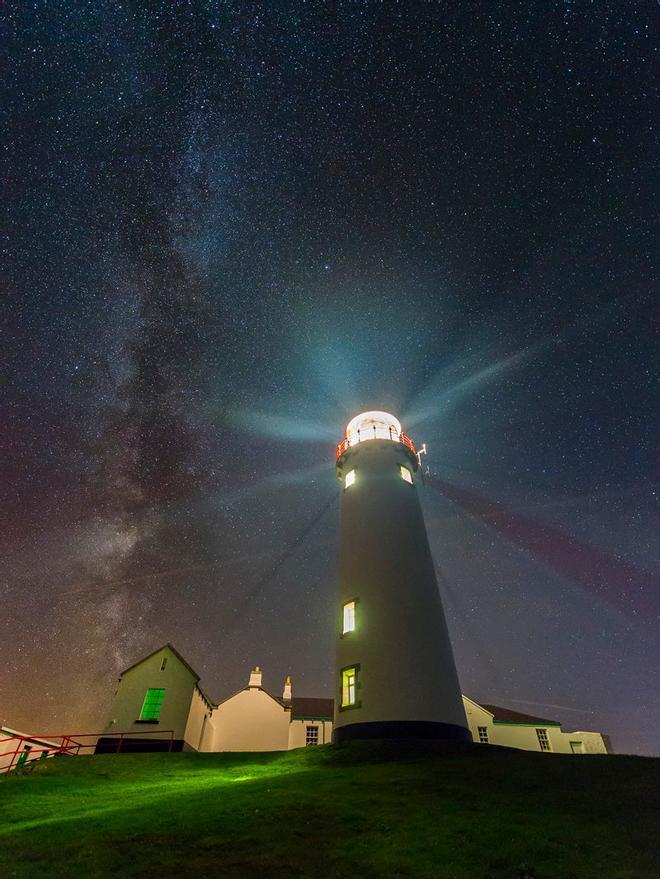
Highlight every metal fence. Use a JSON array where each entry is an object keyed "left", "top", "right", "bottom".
[{"left": 0, "top": 728, "right": 175, "bottom": 772}]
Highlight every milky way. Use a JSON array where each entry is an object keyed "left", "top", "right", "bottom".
[{"left": 3, "top": 3, "right": 658, "bottom": 754}]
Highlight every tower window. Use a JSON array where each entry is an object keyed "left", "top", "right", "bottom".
[
  {"left": 160, "top": 657, "right": 168, "bottom": 671},
  {"left": 536, "top": 728, "right": 551, "bottom": 751},
  {"left": 340, "top": 665, "right": 360, "bottom": 709},
  {"left": 477, "top": 726, "right": 489, "bottom": 744},
  {"left": 305, "top": 726, "right": 319, "bottom": 746},
  {"left": 345, "top": 469, "right": 356, "bottom": 488},
  {"left": 342, "top": 600, "right": 356, "bottom": 634},
  {"left": 139, "top": 688, "right": 165, "bottom": 721},
  {"left": 400, "top": 466, "right": 413, "bottom": 484}
]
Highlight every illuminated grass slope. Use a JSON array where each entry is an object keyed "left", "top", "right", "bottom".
[{"left": 2, "top": 742, "right": 658, "bottom": 879}]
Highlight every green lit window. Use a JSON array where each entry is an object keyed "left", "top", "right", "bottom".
[
  {"left": 345, "top": 469, "right": 356, "bottom": 488},
  {"left": 139, "top": 688, "right": 165, "bottom": 721},
  {"left": 342, "top": 600, "right": 356, "bottom": 634},
  {"left": 341, "top": 666, "right": 359, "bottom": 708},
  {"left": 400, "top": 466, "right": 413, "bottom": 484}
]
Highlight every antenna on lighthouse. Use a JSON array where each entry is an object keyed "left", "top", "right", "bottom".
[{"left": 417, "top": 443, "right": 427, "bottom": 483}]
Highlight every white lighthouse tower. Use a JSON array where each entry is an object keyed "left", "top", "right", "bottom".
[{"left": 334, "top": 410, "right": 470, "bottom": 742}]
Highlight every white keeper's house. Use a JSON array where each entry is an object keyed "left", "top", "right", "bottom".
[{"left": 96, "top": 644, "right": 611, "bottom": 756}]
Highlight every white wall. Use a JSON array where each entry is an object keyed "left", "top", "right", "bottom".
[
  {"left": 287, "top": 718, "right": 333, "bottom": 749},
  {"left": 210, "top": 688, "right": 291, "bottom": 752},
  {"left": 184, "top": 687, "right": 216, "bottom": 751},
  {"left": 490, "top": 722, "right": 561, "bottom": 751},
  {"left": 550, "top": 730, "right": 610, "bottom": 754}
]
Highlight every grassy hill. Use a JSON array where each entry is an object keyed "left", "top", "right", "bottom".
[{"left": 2, "top": 742, "right": 658, "bottom": 879}]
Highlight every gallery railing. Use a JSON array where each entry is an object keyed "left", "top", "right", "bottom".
[{"left": 336, "top": 427, "right": 416, "bottom": 460}]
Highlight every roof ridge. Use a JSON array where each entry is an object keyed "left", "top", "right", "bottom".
[
  {"left": 480, "top": 702, "right": 560, "bottom": 725},
  {"left": 119, "top": 643, "right": 201, "bottom": 682}
]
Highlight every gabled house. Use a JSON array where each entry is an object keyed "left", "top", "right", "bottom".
[
  {"left": 97, "top": 644, "right": 214, "bottom": 752},
  {"left": 463, "top": 696, "right": 612, "bottom": 754},
  {"left": 209, "top": 668, "right": 333, "bottom": 751}
]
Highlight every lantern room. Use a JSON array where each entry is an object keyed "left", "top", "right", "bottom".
[{"left": 336, "top": 410, "right": 417, "bottom": 461}]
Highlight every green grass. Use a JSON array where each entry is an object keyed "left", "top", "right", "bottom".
[{"left": 2, "top": 742, "right": 658, "bottom": 879}]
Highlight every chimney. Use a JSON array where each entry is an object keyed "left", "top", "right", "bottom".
[
  {"left": 282, "top": 674, "right": 292, "bottom": 701},
  {"left": 248, "top": 666, "right": 262, "bottom": 688}
]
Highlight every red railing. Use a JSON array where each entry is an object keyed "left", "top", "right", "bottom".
[
  {"left": 0, "top": 728, "right": 175, "bottom": 773},
  {"left": 336, "top": 428, "right": 417, "bottom": 460}
]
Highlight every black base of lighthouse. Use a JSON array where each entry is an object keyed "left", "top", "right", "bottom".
[{"left": 333, "top": 720, "right": 472, "bottom": 744}]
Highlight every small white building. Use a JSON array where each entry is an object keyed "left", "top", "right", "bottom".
[
  {"left": 98, "top": 644, "right": 611, "bottom": 756},
  {"left": 1, "top": 727, "right": 59, "bottom": 773},
  {"left": 211, "top": 668, "right": 333, "bottom": 751},
  {"left": 462, "top": 697, "right": 612, "bottom": 755}
]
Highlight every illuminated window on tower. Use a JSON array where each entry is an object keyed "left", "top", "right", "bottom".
[
  {"left": 139, "top": 688, "right": 165, "bottom": 721},
  {"left": 342, "top": 600, "right": 356, "bottom": 634},
  {"left": 345, "top": 469, "right": 356, "bottom": 488},
  {"left": 341, "top": 666, "right": 359, "bottom": 708},
  {"left": 400, "top": 466, "right": 413, "bottom": 484}
]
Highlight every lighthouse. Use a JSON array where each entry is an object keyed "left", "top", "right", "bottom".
[{"left": 334, "top": 411, "right": 471, "bottom": 743}]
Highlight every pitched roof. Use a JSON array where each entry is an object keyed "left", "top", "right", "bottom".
[
  {"left": 119, "top": 643, "right": 200, "bottom": 682},
  {"left": 214, "top": 687, "right": 334, "bottom": 719},
  {"left": 215, "top": 685, "right": 286, "bottom": 710},
  {"left": 290, "top": 697, "right": 334, "bottom": 719},
  {"left": 480, "top": 703, "right": 560, "bottom": 726}
]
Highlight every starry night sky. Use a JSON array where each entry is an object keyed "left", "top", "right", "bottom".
[{"left": 4, "top": 3, "right": 658, "bottom": 754}]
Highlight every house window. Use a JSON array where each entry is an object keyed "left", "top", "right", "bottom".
[
  {"left": 345, "top": 469, "right": 356, "bottom": 488},
  {"left": 306, "top": 726, "right": 319, "bottom": 746},
  {"left": 570, "top": 741, "right": 584, "bottom": 754},
  {"left": 139, "top": 688, "right": 166, "bottom": 721},
  {"left": 342, "top": 600, "right": 356, "bottom": 634},
  {"left": 160, "top": 657, "right": 168, "bottom": 671},
  {"left": 536, "top": 728, "right": 551, "bottom": 751},
  {"left": 341, "top": 666, "right": 359, "bottom": 708},
  {"left": 400, "top": 466, "right": 413, "bottom": 484},
  {"left": 477, "top": 726, "right": 489, "bottom": 744}
]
